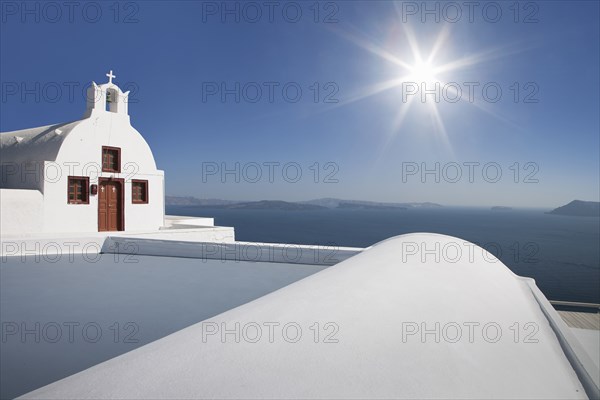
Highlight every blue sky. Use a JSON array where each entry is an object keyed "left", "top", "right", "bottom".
[{"left": 1, "top": 1, "right": 598, "bottom": 207}]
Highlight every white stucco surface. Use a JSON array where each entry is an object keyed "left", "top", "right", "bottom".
[
  {"left": 1, "top": 254, "right": 327, "bottom": 399},
  {"left": 20, "top": 233, "right": 597, "bottom": 399}
]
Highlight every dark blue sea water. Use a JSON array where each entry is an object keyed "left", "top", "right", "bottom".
[{"left": 167, "top": 206, "right": 600, "bottom": 304}]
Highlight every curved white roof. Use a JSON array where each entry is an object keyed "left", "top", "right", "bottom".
[
  {"left": 0, "top": 120, "right": 83, "bottom": 164},
  {"left": 1, "top": 115, "right": 158, "bottom": 173},
  {"left": 21, "top": 233, "right": 599, "bottom": 399}
]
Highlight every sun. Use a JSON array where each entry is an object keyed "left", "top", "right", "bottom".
[
  {"left": 407, "top": 60, "right": 439, "bottom": 85},
  {"left": 329, "top": 20, "right": 521, "bottom": 155}
]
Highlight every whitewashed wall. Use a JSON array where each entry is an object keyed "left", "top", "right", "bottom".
[{"left": 0, "top": 189, "right": 43, "bottom": 234}]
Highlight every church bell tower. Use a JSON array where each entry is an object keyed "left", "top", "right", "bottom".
[{"left": 84, "top": 70, "right": 130, "bottom": 120}]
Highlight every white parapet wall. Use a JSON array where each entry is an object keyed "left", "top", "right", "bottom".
[
  {"left": 101, "top": 237, "right": 363, "bottom": 266},
  {"left": 115, "top": 226, "right": 235, "bottom": 243},
  {"left": 1, "top": 223, "right": 235, "bottom": 257},
  {"left": 163, "top": 215, "right": 215, "bottom": 227},
  {"left": 0, "top": 236, "right": 106, "bottom": 260}
]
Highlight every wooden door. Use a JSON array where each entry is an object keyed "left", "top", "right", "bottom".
[{"left": 98, "top": 180, "right": 123, "bottom": 231}]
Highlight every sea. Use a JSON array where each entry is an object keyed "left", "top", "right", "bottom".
[{"left": 167, "top": 206, "right": 600, "bottom": 304}]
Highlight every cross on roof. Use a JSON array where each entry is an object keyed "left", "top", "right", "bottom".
[{"left": 106, "top": 70, "right": 116, "bottom": 84}]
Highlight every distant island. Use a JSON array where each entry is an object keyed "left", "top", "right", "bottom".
[
  {"left": 491, "top": 206, "right": 512, "bottom": 211},
  {"left": 166, "top": 196, "right": 442, "bottom": 210},
  {"left": 547, "top": 200, "right": 600, "bottom": 217},
  {"left": 213, "top": 200, "right": 325, "bottom": 211},
  {"left": 165, "top": 196, "right": 240, "bottom": 206},
  {"left": 301, "top": 198, "right": 441, "bottom": 209},
  {"left": 337, "top": 202, "right": 407, "bottom": 210},
  {"left": 165, "top": 197, "right": 324, "bottom": 210}
]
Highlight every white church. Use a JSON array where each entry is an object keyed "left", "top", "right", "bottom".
[{"left": 0, "top": 71, "right": 165, "bottom": 234}]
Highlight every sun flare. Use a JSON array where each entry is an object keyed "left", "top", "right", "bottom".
[
  {"left": 330, "top": 14, "right": 524, "bottom": 156},
  {"left": 407, "top": 60, "right": 439, "bottom": 85}
]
